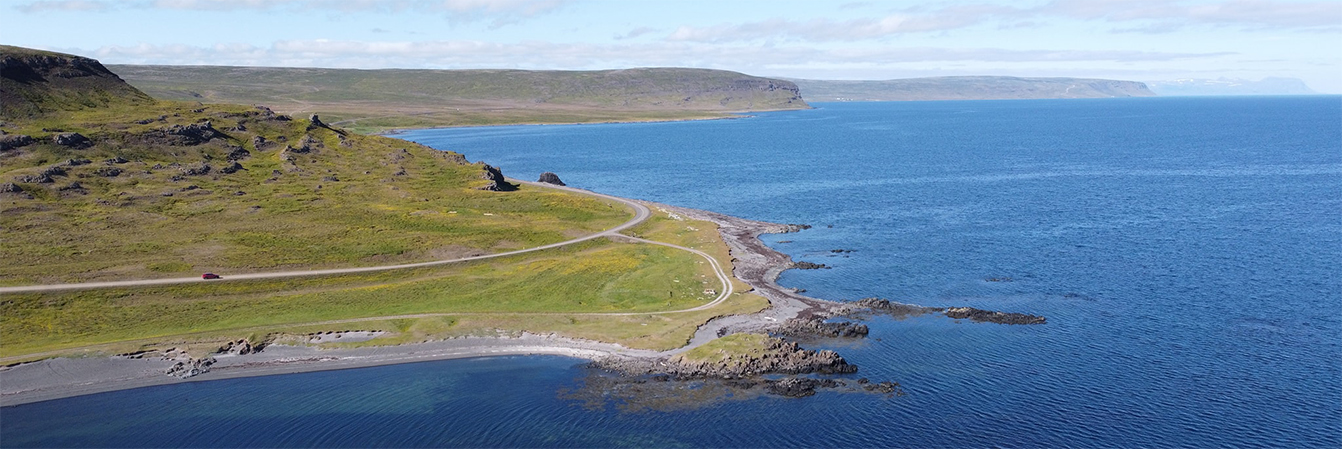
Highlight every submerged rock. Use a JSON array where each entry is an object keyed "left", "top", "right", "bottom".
[
  {"left": 944, "top": 307, "right": 1046, "bottom": 325},
  {"left": 792, "top": 261, "right": 830, "bottom": 270},
  {"left": 774, "top": 316, "right": 869, "bottom": 339}
]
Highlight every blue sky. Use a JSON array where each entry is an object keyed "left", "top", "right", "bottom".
[{"left": 3, "top": 0, "right": 1339, "bottom": 92}]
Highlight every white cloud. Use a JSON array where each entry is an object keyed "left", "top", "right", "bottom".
[
  {"left": 14, "top": 0, "right": 116, "bottom": 12},
  {"left": 84, "top": 39, "right": 1236, "bottom": 71}
]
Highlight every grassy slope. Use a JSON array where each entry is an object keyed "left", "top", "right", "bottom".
[
  {"left": 1, "top": 213, "right": 770, "bottom": 358},
  {"left": 0, "top": 102, "right": 629, "bottom": 284},
  {"left": 108, "top": 65, "right": 810, "bottom": 134},
  {"left": 1, "top": 47, "right": 771, "bottom": 359}
]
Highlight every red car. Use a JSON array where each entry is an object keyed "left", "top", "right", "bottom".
[{"left": 202, "top": 273, "right": 221, "bottom": 280}]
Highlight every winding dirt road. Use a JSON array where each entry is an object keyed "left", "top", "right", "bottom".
[{"left": 0, "top": 179, "right": 657, "bottom": 294}]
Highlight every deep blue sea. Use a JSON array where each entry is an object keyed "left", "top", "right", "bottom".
[{"left": 4, "top": 97, "right": 1340, "bottom": 448}]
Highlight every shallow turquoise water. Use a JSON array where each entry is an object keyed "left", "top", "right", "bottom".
[{"left": 5, "top": 97, "right": 1340, "bottom": 448}]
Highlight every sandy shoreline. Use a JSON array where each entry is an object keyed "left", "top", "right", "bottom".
[{"left": 0, "top": 202, "right": 838, "bottom": 407}]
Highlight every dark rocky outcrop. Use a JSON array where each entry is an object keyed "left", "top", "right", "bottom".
[
  {"left": 944, "top": 307, "right": 1046, "bottom": 325},
  {"left": 774, "top": 316, "right": 869, "bottom": 339},
  {"left": 0, "top": 134, "right": 34, "bottom": 151},
  {"left": 180, "top": 163, "right": 211, "bottom": 176},
  {"left": 104, "top": 156, "right": 128, "bottom": 164},
  {"left": 15, "top": 173, "right": 52, "bottom": 183},
  {"left": 93, "top": 167, "right": 121, "bottom": 177},
  {"left": 308, "top": 114, "right": 324, "bottom": 129},
  {"left": 537, "top": 172, "right": 566, "bottom": 186},
  {"left": 477, "top": 164, "right": 517, "bottom": 191},
  {"left": 764, "top": 377, "right": 842, "bottom": 398},
  {"left": 597, "top": 336, "right": 856, "bottom": 380},
  {"left": 164, "top": 357, "right": 215, "bottom": 378},
  {"left": 226, "top": 146, "right": 250, "bottom": 161},
  {"left": 851, "top": 297, "right": 943, "bottom": 318},
  {"left": 0, "top": 183, "right": 22, "bottom": 193},
  {"left": 219, "top": 161, "right": 244, "bottom": 174},
  {"left": 53, "top": 132, "right": 90, "bottom": 148},
  {"left": 217, "top": 338, "right": 263, "bottom": 355},
  {"left": 792, "top": 261, "right": 830, "bottom": 270},
  {"left": 1, "top": 45, "right": 154, "bottom": 118}
]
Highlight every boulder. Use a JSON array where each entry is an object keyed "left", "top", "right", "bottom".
[
  {"left": 94, "top": 167, "right": 122, "bottom": 177},
  {"left": 226, "top": 146, "right": 251, "bottom": 161},
  {"left": 537, "top": 172, "right": 566, "bottom": 186},
  {"left": 53, "top": 132, "right": 90, "bottom": 148},
  {"left": 219, "top": 161, "right": 244, "bottom": 174},
  {"left": 0, "top": 183, "right": 22, "bottom": 193},
  {"left": 180, "top": 163, "right": 211, "bottom": 176},
  {"left": 477, "top": 164, "right": 517, "bottom": 191},
  {"left": 0, "top": 134, "right": 34, "bottom": 151}
]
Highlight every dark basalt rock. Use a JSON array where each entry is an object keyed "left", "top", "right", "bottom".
[
  {"left": 53, "top": 132, "right": 90, "bottom": 148},
  {"left": 537, "top": 172, "right": 566, "bottom": 186},
  {"left": 217, "top": 338, "right": 263, "bottom": 355},
  {"left": 15, "top": 173, "right": 52, "bottom": 183},
  {"left": 774, "top": 316, "right": 869, "bottom": 339},
  {"left": 180, "top": 163, "right": 211, "bottom": 176},
  {"left": 781, "top": 223, "right": 812, "bottom": 233},
  {"left": 104, "top": 156, "right": 128, "bottom": 164},
  {"left": 308, "top": 114, "right": 325, "bottom": 129},
  {"left": 0, "top": 134, "right": 34, "bottom": 151},
  {"left": 59, "top": 182, "right": 84, "bottom": 191},
  {"left": 165, "top": 357, "right": 215, "bottom": 378},
  {"left": 226, "top": 146, "right": 250, "bottom": 161},
  {"left": 792, "top": 261, "right": 830, "bottom": 270},
  {"left": 852, "top": 297, "right": 943, "bottom": 319},
  {"left": 94, "top": 167, "right": 121, "bottom": 177},
  {"left": 64, "top": 158, "right": 91, "bottom": 166},
  {"left": 0, "top": 183, "right": 22, "bottom": 193},
  {"left": 597, "top": 336, "right": 857, "bottom": 379},
  {"left": 944, "top": 307, "right": 1046, "bottom": 325},
  {"left": 39, "top": 165, "right": 66, "bottom": 178},
  {"left": 219, "top": 161, "right": 244, "bottom": 174},
  {"left": 478, "top": 164, "right": 517, "bottom": 191},
  {"left": 764, "top": 377, "right": 841, "bottom": 398}
]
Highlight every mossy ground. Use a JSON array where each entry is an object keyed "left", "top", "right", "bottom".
[{"left": 1, "top": 101, "right": 627, "bottom": 284}]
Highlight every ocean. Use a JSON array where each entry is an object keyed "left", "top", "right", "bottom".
[{"left": 4, "top": 97, "right": 1339, "bottom": 448}]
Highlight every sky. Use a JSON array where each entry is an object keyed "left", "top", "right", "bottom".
[{"left": 3, "top": 0, "right": 1340, "bottom": 93}]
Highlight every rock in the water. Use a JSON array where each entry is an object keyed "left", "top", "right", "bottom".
[
  {"left": 944, "top": 307, "right": 1046, "bottom": 325},
  {"left": 537, "top": 172, "right": 566, "bottom": 186},
  {"left": 792, "top": 261, "right": 830, "bottom": 270},
  {"left": 53, "top": 132, "right": 90, "bottom": 148},
  {"left": 774, "top": 316, "right": 869, "bottom": 339},
  {"left": 851, "top": 297, "right": 943, "bottom": 318}
]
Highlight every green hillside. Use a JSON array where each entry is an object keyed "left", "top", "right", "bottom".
[
  {"left": 108, "top": 65, "right": 809, "bottom": 133},
  {"left": 0, "top": 46, "right": 768, "bottom": 359}
]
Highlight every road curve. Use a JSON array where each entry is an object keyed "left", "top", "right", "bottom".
[{"left": 0, "top": 179, "right": 651, "bottom": 294}]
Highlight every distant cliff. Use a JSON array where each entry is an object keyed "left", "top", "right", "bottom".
[
  {"left": 107, "top": 65, "right": 809, "bottom": 132},
  {"left": 1146, "top": 78, "right": 1318, "bottom": 96},
  {"left": 0, "top": 45, "right": 153, "bottom": 118},
  {"left": 790, "top": 76, "right": 1155, "bottom": 101}
]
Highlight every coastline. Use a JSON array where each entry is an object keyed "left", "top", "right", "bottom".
[{"left": 0, "top": 200, "right": 840, "bottom": 407}]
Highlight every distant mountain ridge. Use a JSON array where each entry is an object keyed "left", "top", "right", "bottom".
[
  {"left": 789, "top": 76, "right": 1155, "bottom": 101},
  {"left": 1146, "top": 77, "right": 1318, "bottom": 96}
]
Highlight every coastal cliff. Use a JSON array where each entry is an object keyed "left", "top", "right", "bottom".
[{"left": 791, "top": 76, "right": 1156, "bottom": 101}]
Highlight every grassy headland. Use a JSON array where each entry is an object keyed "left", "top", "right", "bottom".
[
  {"left": 0, "top": 45, "right": 771, "bottom": 361},
  {"left": 107, "top": 65, "right": 809, "bottom": 134}
]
